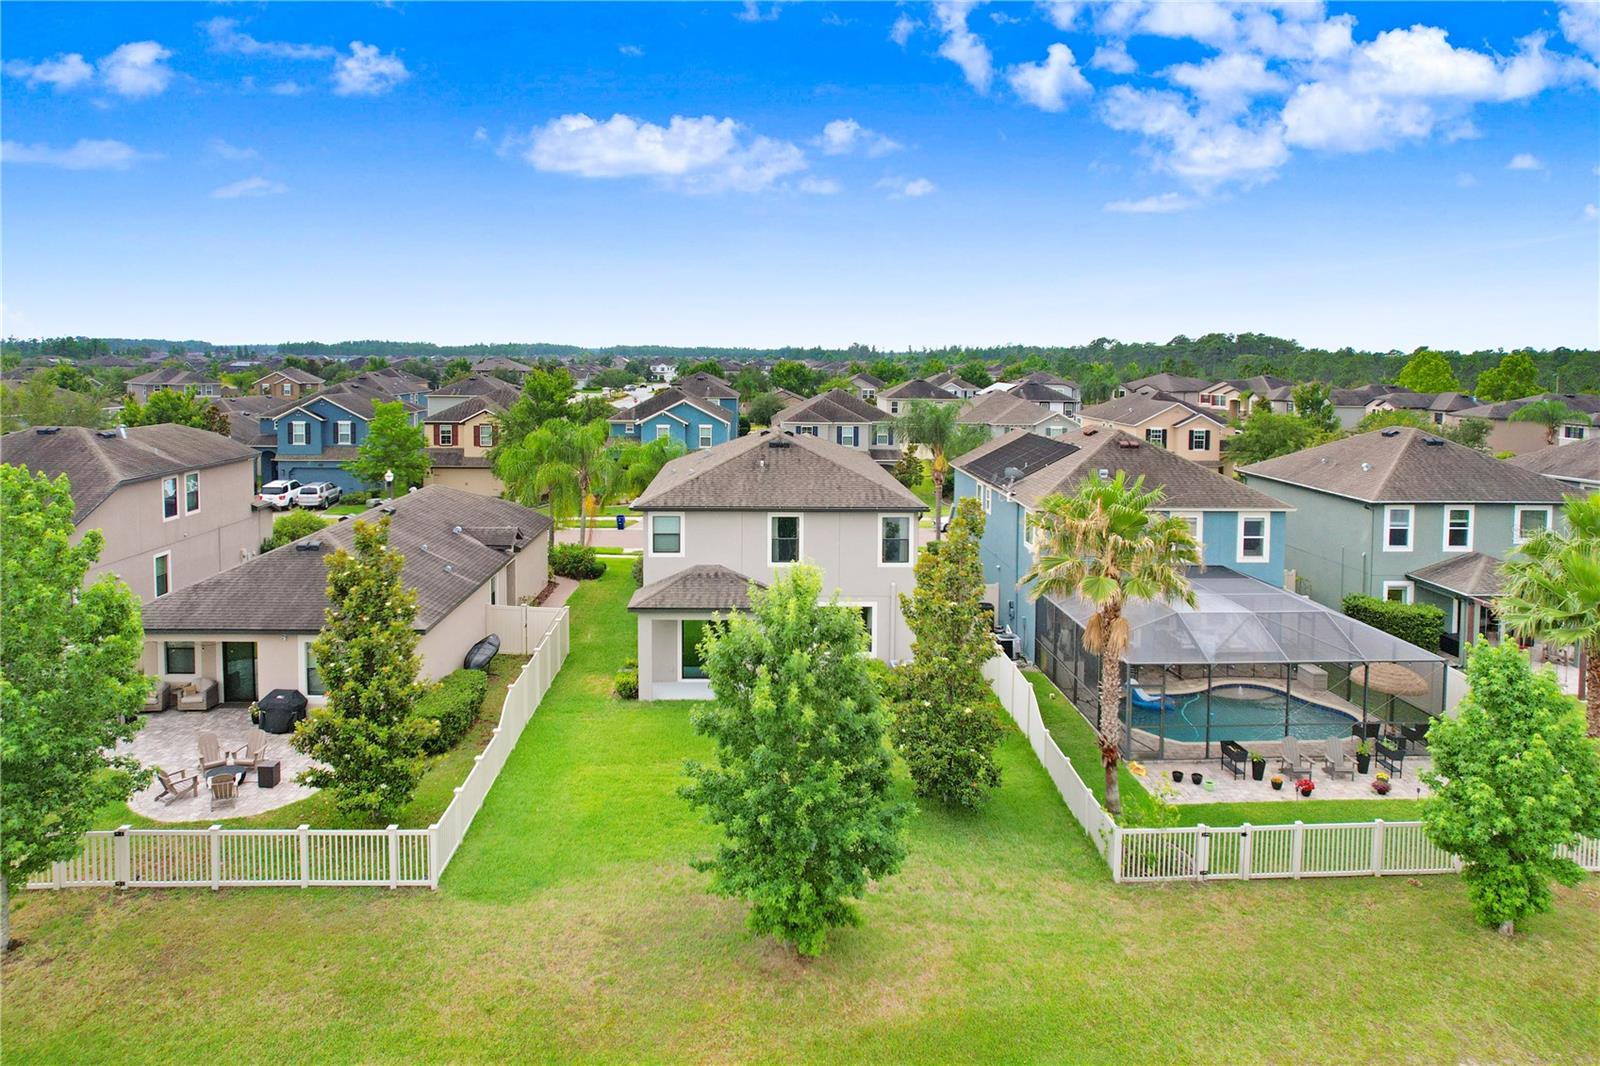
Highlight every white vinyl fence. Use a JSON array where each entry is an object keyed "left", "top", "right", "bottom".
[
  {"left": 28, "top": 606, "right": 570, "bottom": 893},
  {"left": 983, "top": 652, "right": 1600, "bottom": 885}
]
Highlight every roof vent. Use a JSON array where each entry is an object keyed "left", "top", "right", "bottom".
[
  {"left": 96, "top": 429, "right": 117, "bottom": 438},
  {"left": 34, "top": 426, "right": 61, "bottom": 435},
  {"left": 1117, "top": 438, "right": 1140, "bottom": 449},
  {"left": 1360, "top": 462, "right": 1372, "bottom": 472},
  {"left": 1380, "top": 428, "right": 1401, "bottom": 438},
  {"left": 295, "top": 540, "right": 323, "bottom": 551},
  {"left": 1081, "top": 427, "right": 1098, "bottom": 436},
  {"left": 1097, "top": 468, "right": 1111, "bottom": 479},
  {"left": 1422, "top": 437, "right": 1445, "bottom": 446},
  {"left": 380, "top": 505, "right": 397, "bottom": 515},
  {"left": 767, "top": 438, "right": 792, "bottom": 449},
  {"left": 452, "top": 525, "right": 463, "bottom": 534}
]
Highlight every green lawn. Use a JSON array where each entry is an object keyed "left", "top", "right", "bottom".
[{"left": 4, "top": 560, "right": 1596, "bottom": 1063}]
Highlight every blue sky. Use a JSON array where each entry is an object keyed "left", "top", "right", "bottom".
[{"left": 3, "top": 1, "right": 1597, "bottom": 351}]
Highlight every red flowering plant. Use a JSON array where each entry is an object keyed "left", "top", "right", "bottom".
[{"left": 1296, "top": 777, "right": 1315, "bottom": 797}]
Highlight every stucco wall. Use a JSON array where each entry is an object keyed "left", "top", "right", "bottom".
[{"left": 424, "top": 466, "right": 504, "bottom": 497}]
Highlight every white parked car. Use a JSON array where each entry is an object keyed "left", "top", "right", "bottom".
[
  {"left": 255, "top": 479, "right": 302, "bottom": 510},
  {"left": 293, "top": 482, "right": 343, "bottom": 509}
]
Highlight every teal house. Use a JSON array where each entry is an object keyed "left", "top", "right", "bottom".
[
  {"left": 609, "top": 385, "right": 736, "bottom": 451},
  {"left": 265, "top": 372, "right": 429, "bottom": 492}
]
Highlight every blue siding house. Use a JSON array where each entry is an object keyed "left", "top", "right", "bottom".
[
  {"left": 609, "top": 386, "right": 736, "bottom": 451},
  {"left": 953, "top": 428, "right": 1291, "bottom": 660}
]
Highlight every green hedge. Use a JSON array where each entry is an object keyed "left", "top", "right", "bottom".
[
  {"left": 551, "top": 543, "right": 605, "bottom": 580},
  {"left": 1342, "top": 593, "right": 1445, "bottom": 652},
  {"left": 414, "top": 669, "right": 489, "bottom": 755}
]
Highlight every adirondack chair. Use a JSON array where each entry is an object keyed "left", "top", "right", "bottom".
[
  {"left": 197, "top": 732, "right": 227, "bottom": 772},
  {"left": 1322, "top": 737, "right": 1355, "bottom": 780},
  {"left": 154, "top": 767, "right": 199, "bottom": 803},
  {"left": 210, "top": 775, "right": 237, "bottom": 810},
  {"left": 228, "top": 728, "right": 269, "bottom": 775},
  {"left": 1278, "top": 735, "right": 1313, "bottom": 776}
]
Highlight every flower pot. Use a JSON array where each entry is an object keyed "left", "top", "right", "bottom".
[
  {"left": 1251, "top": 761, "right": 1266, "bottom": 781},
  {"left": 1356, "top": 754, "right": 1372, "bottom": 774},
  {"left": 1373, "top": 782, "right": 1391, "bottom": 796},
  {"left": 1299, "top": 787, "right": 1315, "bottom": 798},
  {"left": 1171, "top": 769, "right": 1184, "bottom": 783},
  {"left": 1203, "top": 780, "right": 1215, "bottom": 792},
  {"left": 1190, "top": 772, "right": 1203, "bottom": 785},
  {"left": 1271, "top": 780, "right": 1284, "bottom": 791}
]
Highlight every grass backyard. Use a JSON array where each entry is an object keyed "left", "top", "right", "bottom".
[{"left": 5, "top": 561, "right": 1597, "bottom": 1063}]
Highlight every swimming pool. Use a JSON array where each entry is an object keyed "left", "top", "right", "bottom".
[{"left": 1130, "top": 684, "right": 1357, "bottom": 742}]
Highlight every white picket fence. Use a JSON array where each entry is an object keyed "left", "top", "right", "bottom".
[
  {"left": 28, "top": 607, "right": 570, "bottom": 893},
  {"left": 983, "top": 652, "right": 1600, "bottom": 885}
]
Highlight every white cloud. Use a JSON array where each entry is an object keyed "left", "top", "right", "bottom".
[
  {"left": 211, "top": 176, "right": 288, "bottom": 199},
  {"left": 269, "top": 80, "right": 306, "bottom": 96},
  {"left": 1280, "top": 82, "right": 1432, "bottom": 151},
  {"left": 877, "top": 175, "right": 935, "bottom": 198},
  {"left": 1104, "top": 192, "right": 1196, "bottom": 213},
  {"left": 1585, "top": 202, "right": 1598, "bottom": 220},
  {"left": 1008, "top": 43, "right": 1091, "bottom": 111},
  {"left": 933, "top": 2, "right": 993, "bottom": 93},
  {"left": 98, "top": 41, "right": 174, "bottom": 98},
  {"left": 2, "top": 138, "right": 155, "bottom": 170},
  {"left": 1559, "top": 0, "right": 1600, "bottom": 63},
  {"left": 816, "top": 118, "right": 901, "bottom": 157},
  {"left": 1506, "top": 152, "right": 1544, "bottom": 170},
  {"left": 798, "top": 176, "right": 841, "bottom": 195},
  {"left": 1163, "top": 53, "right": 1287, "bottom": 114},
  {"left": 1090, "top": 41, "right": 1137, "bottom": 75},
  {"left": 989, "top": 11, "right": 1023, "bottom": 26},
  {"left": 619, "top": 44, "right": 645, "bottom": 57},
  {"left": 332, "top": 42, "right": 409, "bottom": 96},
  {"left": 524, "top": 113, "right": 805, "bottom": 193},
  {"left": 1101, "top": 85, "right": 1288, "bottom": 186},
  {"left": 735, "top": 2, "right": 781, "bottom": 23},
  {"left": 889, "top": 13, "right": 917, "bottom": 46},
  {"left": 3, "top": 52, "right": 94, "bottom": 91},
  {"left": 209, "top": 138, "right": 259, "bottom": 162},
  {"left": 1039, "top": 2, "right": 1082, "bottom": 31},
  {"left": 472, "top": 126, "right": 490, "bottom": 144},
  {"left": 203, "top": 18, "right": 336, "bottom": 61}
]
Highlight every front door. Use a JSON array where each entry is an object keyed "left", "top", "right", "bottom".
[{"left": 222, "top": 642, "right": 258, "bottom": 703}]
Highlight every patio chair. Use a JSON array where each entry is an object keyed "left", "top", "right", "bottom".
[
  {"left": 1322, "top": 737, "right": 1355, "bottom": 780},
  {"left": 1278, "top": 736, "right": 1313, "bottom": 776},
  {"left": 154, "top": 767, "right": 199, "bottom": 803},
  {"left": 228, "top": 728, "right": 269, "bottom": 777},
  {"left": 210, "top": 774, "right": 237, "bottom": 810},
  {"left": 142, "top": 680, "right": 174, "bottom": 714},
  {"left": 197, "top": 732, "right": 227, "bottom": 772},
  {"left": 176, "top": 677, "right": 220, "bottom": 712}
]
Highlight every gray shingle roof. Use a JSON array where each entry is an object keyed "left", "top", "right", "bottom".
[
  {"left": 1455, "top": 393, "right": 1600, "bottom": 421},
  {"left": 1080, "top": 392, "right": 1221, "bottom": 427},
  {"left": 675, "top": 372, "right": 740, "bottom": 400},
  {"left": 1, "top": 424, "right": 258, "bottom": 524},
  {"left": 1010, "top": 427, "right": 1290, "bottom": 511},
  {"left": 434, "top": 374, "right": 522, "bottom": 408},
  {"left": 881, "top": 378, "right": 958, "bottom": 400},
  {"left": 1122, "top": 372, "right": 1210, "bottom": 394},
  {"left": 1019, "top": 371, "right": 1071, "bottom": 387},
  {"left": 628, "top": 564, "right": 762, "bottom": 611},
  {"left": 633, "top": 431, "right": 926, "bottom": 512},
  {"left": 1505, "top": 437, "right": 1600, "bottom": 485},
  {"left": 261, "top": 367, "right": 324, "bottom": 385},
  {"left": 958, "top": 391, "right": 1060, "bottom": 428},
  {"left": 1007, "top": 381, "right": 1073, "bottom": 404},
  {"left": 1238, "top": 427, "right": 1569, "bottom": 504},
  {"left": 126, "top": 368, "right": 220, "bottom": 388},
  {"left": 776, "top": 389, "right": 885, "bottom": 425},
  {"left": 427, "top": 449, "right": 493, "bottom": 469},
  {"left": 425, "top": 395, "right": 502, "bottom": 423},
  {"left": 141, "top": 486, "right": 551, "bottom": 634},
  {"left": 614, "top": 387, "right": 732, "bottom": 425},
  {"left": 1408, "top": 552, "right": 1504, "bottom": 600}
]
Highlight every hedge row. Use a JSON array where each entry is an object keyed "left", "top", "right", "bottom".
[
  {"left": 551, "top": 543, "right": 605, "bottom": 580},
  {"left": 414, "top": 668, "right": 489, "bottom": 755},
  {"left": 1341, "top": 593, "right": 1445, "bottom": 652}
]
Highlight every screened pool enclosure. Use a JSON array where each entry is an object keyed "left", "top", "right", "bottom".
[{"left": 1032, "top": 568, "right": 1452, "bottom": 760}]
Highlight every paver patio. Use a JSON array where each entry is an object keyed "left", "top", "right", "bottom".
[
  {"left": 1136, "top": 757, "right": 1435, "bottom": 804},
  {"left": 118, "top": 706, "right": 320, "bottom": 820}
]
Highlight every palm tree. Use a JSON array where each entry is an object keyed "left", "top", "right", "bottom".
[
  {"left": 1023, "top": 472, "right": 1201, "bottom": 816},
  {"left": 896, "top": 400, "right": 989, "bottom": 539},
  {"left": 1509, "top": 399, "right": 1592, "bottom": 446},
  {"left": 497, "top": 417, "right": 615, "bottom": 547},
  {"left": 1498, "top": 492, "right": 1600, "bottom": 737}
]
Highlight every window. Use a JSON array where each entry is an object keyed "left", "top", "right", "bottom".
[
  {"left": 855, "top": 605, "right": 876, "bottom": 655},
  {"left": 290, "top": 421, "right": 308, "bottom": 446},
  {"left": 796, "top": 424, "right": 818, "bottom": 437},
  {"left": 889, "top": 400, "right": 900, "bottom": 415},
  {"left": 697, "top": 424, "right": 713, "bottom": 448},
  {"left": 770, "top": 514, "right": 801, "bottom": 564},
  {"left": 163, "top": 641, "right": 195, "bottom": 674},
  {"left": 304, "top": 642, "right": 325, "bottom": 697},
  {"left": 980, "top": 484, "right": 993, "bottom": 514},
  {"left": 476, "top": 423, "right": 494, "bottom": 448},
  {"left": 153, "top": 552, "right": 171, "bottom": 598},
  {"left": 1382, "top": 581, "right": 1414, "bottom": 604},
  {"left": 837, "top": 425, "right": 859, "bottom": 447},
  {"left": 1561, "top": 423, "right": 1587, "bottom": 442},
  {"left": 1188, "top": 429, "right": 1211, "bottom": 452},
  {"left": 1171, "top": 511, "right": 1203, "bottom": 547},
  {"left": 650, "top": 513, "right": 683, "bottom": 556},
  {"left": 681, "top": 620, "right": 715, "bottom": 680},
  {"left": 161, "top": 477, "right": 179, "bottom": 520},
  {"left": 880, "top": 515, "right": 912, "bottom": 565},
  {"left": 282, "top": 382, "right": 292, "bottom": 396},
  {"left": 1384, "top": 505, "right": 1413, "bottom": 551},
  {"left": 1145, "top": 427, "right": 1167, "bottom": 447},
  {"left": 1444, "top": 506, "right": 1473, "bottom": 551},
  {"left": 654, "top": 424, "right": 671, "bottom": 441},
  {"left": 184, "top": 471, "right": 200, "bottom": 514},
  {"left": 1514, "top": 505, "right": 1552, "bottom": 544},
  {"left": 873, "top": 424, "right": 892, "bottom": 446},
  {"left": 1237, "top": 513, "right": 1268, "bottom": 561},
  {"left": 438, "top": 424, "right": 456, "bottom": 447},
  {"left": 336, "top": 420, "right": 354, "bottom": 446}
]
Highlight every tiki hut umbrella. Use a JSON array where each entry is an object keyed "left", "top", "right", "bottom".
[{"left": 1350, "top": 662, "right": 1430, "bottom": 698}]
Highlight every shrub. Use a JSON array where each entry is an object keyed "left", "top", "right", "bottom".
[
  {"left": 1342, "top": 593, "right": 1445, "bottom": 651},
  {"left": 891, "top": 449, "right": 922, "bottom": 489},
  {"left": 614, "top": 657, "right": 639, "bottom": 700},
  {"left": 631, "top": 556, "right": 644, "bottom": 587},
  {"left": 413, "top": 669, "right": 489, "bottom": 755},
  {"left": 550, "top": 542, "right": 605, "bottom": 580},
  {"left": 260, "top": 509, "right": 331, "bottom": 553}
]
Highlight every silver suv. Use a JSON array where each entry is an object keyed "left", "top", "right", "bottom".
[{"left": 293, "top": 482, "right": 343, "bottom": 509}]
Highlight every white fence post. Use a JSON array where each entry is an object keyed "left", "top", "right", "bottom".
[
  {"left": 428, "top": 826, "right": 440, "bottom": 890},
  {"left": 1195, "top": 823, "right": 1210, "bottom": 881},
  {"left": 298, "top": 825, "right": 310, "bottom": 887},
  {"left": 1291, "top": 820, "right": 1305, "bottom": 879},
  {"left": 114, "top": 825, "right": 132, "bottom": 888},
  {"left": 1372, "top": 819, "right": 1385, "bottom": 877},
  {"left": 387, "top": 824, "right": 400, "bottom": 889},
  {"left": 1239, "top": 823, "right": 1252, "bottom": 881},
  {"left": 209, "top": 824, "right": 223, "bottom": 891},
  {"left": 1109, "top": 828, "right": 1122, "bottom": 882}
]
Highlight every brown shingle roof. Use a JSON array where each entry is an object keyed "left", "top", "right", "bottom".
[
  {"left": 958, "top": 391, "right": 1060, "bottom": 428},
  {"left": 881, "top": 378, "right": 958, "bottom": 400},
  {"left": 775, "top": 388, "right": 885, "bottom": 425},
  {"left": 1007, "top": 381, "right": 1074, "bottom": 404},
  {"left": 1238, "top": 427, "right": 1569, "bottom": 504},
  {"left": 675, "top": 372, "right": 739, "bottom": 400},
  {"left": 633, "top": 431, "right": 926, "bottom": 512},
  {"left": 141, "top": 486, "right": 550, "bottom": 634},
  {"left": 1010, "top": 427, "right": 1290, "bottom": 511},
  {"left": 425, "top": 396, "right": 502, "bottom": 423},
  {"left": 614, "top": 386, "right": 732, "bottom": 425},
  {"left": 1505, "top": 437, "right": 1600, "bottom": 485},
  {"left": 1122, "top": 372, "right": 1210, "bottom": 394},
  {"left": 1080, "top": 392, "right": 1221, "bottom": 427},
  {"left": 1408, "top": 552, "right": 1504, "bottom": 600},
  {"left": 1, "top": 424, "right": 257, "bottom": 524},
  {"left": 628, "top": 564, "right": 762, "bottom": 611},
  {"left": 434, "top": 374, "right": 522, "bottom": 408},
  {"left": 1455, "top": 393, "right": 1600, "bottom": 421}
]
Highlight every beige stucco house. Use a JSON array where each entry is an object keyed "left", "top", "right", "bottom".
[
  {"left": 1444, "top": 393, "right": 1600, "bottom": 456},
  {"left": 1077, "top": 393, "right": 1229, "bottom": 472},
  {"left": 254, "top": 367, "right": 324, "bottom": 402},
  {"left": 424, "top": 396, "right": 505, "bottom": 497}
]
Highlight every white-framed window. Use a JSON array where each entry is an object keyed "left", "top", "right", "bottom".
[
  {"left": 476, "top": 423, "right": 494, "bottom": 448},
  {"left": 649, "top": 512, "right": 683, "bottom": 557},
  {"left": 769, "top": 513, "right": 801, "bottom": 564},
  {"left": 697, "top": 424, "right": 713, "bottom": 449},
  {"left": 1382, "top": 580, "right": 1414, "bottom": 605},
  {"left": 880, "top": 514, "right": 913, "bottom": 565},
  {"left": 838, "top": 425, "right": 860, "bottom": 447},
  {"left": 889, "top": 400, "right": 900, "bottom": 415},
  {"left": 438, "top": 424, "right": 456, "bottom": 447},
  {"left": 153, "top": 552, "right": 171, "bottom": 598},
  {"left": 980, "top": 484, "right": 993, "bottom": 514},
  {"left": 835, "top": 602, "right": 878, "bottom": 656},
  {"left": 336, "top": 420, "right": 354, "bottom": 445},
  {"left": 1561, "top": 423, "right": 1587, "bottom": 442},
  {"left": 1170, "top": 511, "right": 1203, "bottom": 548},
  {"left": 301, "top": 638, "right": 325, "bottom": 697},
  {"left": 1145, "top": 427, "right": 1167, "bottom": 447},
  {"left": 873, "top": 424, "right": 892, "bottom": 446},
  {"left": 795, "top": 424, "right": 818, "bottom": 437},
  {"left": 163, "top": 641, "right": 196, "bottom": 675},
  {"left": 654, "top": 423, "right": 671, "bottom": 441},
  {"left": 1443, "top": 505, "right": 1473, "bottom": 552},
  {"left": 1237, "top": 513, "right": 1268, "bottom": 562},
  {"left": 1513, "top": 505, "right": 1552, "bottom": 544},
  {"left": 1384, "top": 505, "right": 1413, "bottom": 551},
  {"left": 680, "top": 619, "right": 715, "bottom": 681},
  {"left": 161, "top": 476, "right": 179, "bottom": 520},
  {"left": 183, "top": 471, "right": 200, "bottom": 515},
  {"left": 281, "top": 382, "right": 293, "bottom": 396},
  {"left": 290, "top": 421, "right": 308, "bottom": 446},
  {"left": 1188, "top": 428, "right": 1211, "bottom": 452}
]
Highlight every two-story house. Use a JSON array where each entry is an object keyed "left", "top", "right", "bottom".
[
  {"left": 773, "top": 389, "right": 900, "bottom": 466},
  {"left": 954, "top": 427, "right": 1290, "bottom": 660},
  {"left": 847, "top": 372, "right": 884, "bottom": 403},
  {"left": 958, "top": 391, "right": 1078, "bottom": 439},
  {"left": 427, "top": 373, "right": 522, "bottom": 417},
  {"left": 1115, "top": 372, "right": 1210, "bottom": 404},
  {"left": 674, "top": 372, "right": 741, "bottom": 426},
  {"left": 1506, "top": 436, "right": 1600, "bottom": 493},
  {"left": 1365, "top": 390, "right": 1476, "bottom": 426},
  {"left": 2, "top": 424, "right": 269, "bottom": 605},
  {"left": 125, "top": 369, "right": 223, "bottom": 403},
  {"left": 926, "top": 372, "right": 981, "bottom": 400},
  {"left": 608, "top": 386, "right": 736, "bottom": 451},
  {"left": 269, "top": 382, "right": 425, "bottom": 493},
  {"left": 423, "top": 395, "right": 505, "bottom": 496},
  {"left": 628, "top": 432, "right": 927, "bottom": 700},
  {"left": 1238, "top": 427, "right": 1569, "bottom": 654},
  {"left": 1194, "top": 375, "right": 1295, "bottom": 418},
  {"left": 1008, "top": 371, "right": 1081, "bottom": 416},
  {"left": 472, "top": 357, "right": 532, "bottom": 383},
  {"left": 1444, "top": 393, "right": 1600, "bottom": 455},
  {"left": 877, "top": 378, "right": 965, "bottom": 417},
  {"left": 254, "top": 367, "right": 324, "bottom": 402},
  {"left": 1329, "top": 384, "right": 1408, "bottom": 428},
  {"left": 1077, "top": 392, "right": 1229, "bottom": 471}
]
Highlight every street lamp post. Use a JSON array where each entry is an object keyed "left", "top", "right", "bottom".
[{"left": 384, "top": 469, "right": 395, "bottom": 499}]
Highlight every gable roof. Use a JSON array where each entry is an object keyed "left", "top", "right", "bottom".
[
  {"left": 1007, "top": 381, "right": 1075, "bottom": 404},
  {"left": 633, "top": 431, "right": 926, "bottom": 512},
  {"left": 882, "top": 378, "right": 959, "bottom": 400},
  {"left": 425, "top": 395, "right": 503, "bottom": 424},
  {"left": 1122, "top": 372, "right": 1210, "bottom": 395},
  {"left": 1238, "top": 427, "right": 1568, "bottom": 503},
  {"left": 434, "top": 374, "right": 522, "bottom": 408},
  {"left": 1080, "top": 392, "right": 1221, "bottom": 428},
  {"left": 126, "top": 368, "right": 219, "bottom": 388},
  {"left": 1, "top": 424, "right": 257, "bottom": 524},
  {"left": 1454, "top": 392, "right": 1600, "bottom": 421},
  {"left": 260, "top": 367, "right": 324, "bottom": 385},
  {"left": 849, "top": 372, "right": 884, "bottom": 388},
  {"left": 926, "top": 372, "right": 979, "bottom": 392},
  {"left": 958, "top": 391, "right": 1064, "bottom": 428},
  {"left": 628, "top": 564, "right": 762, "bottom": 612},
  {"left": 1331, "top": 384, "right": 1407, "bottom": 406},
  {"left": 954, "top": 430, "right": 1080, "bottom": 487},
  {"left": 1018, "top": 371, "right": 1071, "bottom": 387},
  {"left": 1008, "top": 427, "right": 1290, "bottom": 511},
  {"left": 614, "top": 386, "right": 732, "bottom": 425},
  {"left": 775, "top": 388, "right": 885, "bottom": 425},
  {"left": 141, "top": 486, "right": 551, "bottom": 634},
  {"left": 1505, "top": 436, "right": 1600, "bottom": 485},
  {"left": 674, "top": 372, "right": 739, "bottom": 400}
]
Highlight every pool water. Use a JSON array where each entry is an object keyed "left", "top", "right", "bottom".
[{"left": 1131, "top": 684, "right": 1357, "bottom": 742}]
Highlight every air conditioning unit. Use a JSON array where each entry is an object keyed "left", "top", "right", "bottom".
[{"left": 995, "top": 632, "right": 1019, "bottom": 660}]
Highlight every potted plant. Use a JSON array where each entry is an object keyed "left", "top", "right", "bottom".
[
  {"left": 1171, "top": 769, "right": 1184, "bottom": 783},
  {"left": 1203, "top": 779, "right": 1215, "bottom": 792},
  {"left": 1270, "top": 774, "right": 1284, "bottom": 791},
  {"left": 1250, "top": 753, "right": 1267, "bottom": 781},
  {"left": 1354, "top": 739, "right": 1373, "bottom": 774},
  {"left": 1372, "top": 771, "right": 1392, "bottom": 796},
  {"left": 1296, "top": 777, "right": 1315, "bottom": 798},
  {"left": 1190, "top": 771, "right": 1203, "bottom": 785}
]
